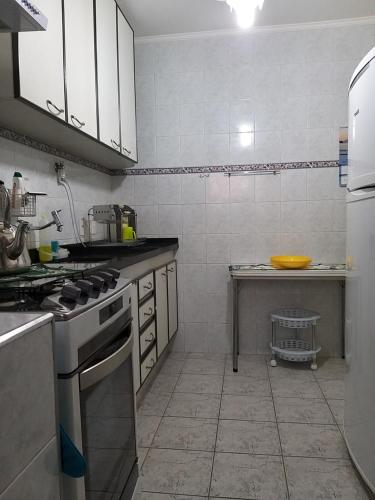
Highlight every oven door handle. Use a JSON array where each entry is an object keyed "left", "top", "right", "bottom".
[{"left": 79, "top": 334, "right": 133, "bottom": 391}]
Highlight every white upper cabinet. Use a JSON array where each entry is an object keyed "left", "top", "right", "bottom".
[
  {"left": 64, "top": 0, "right": 97, "bottom": 138},
  {"left": 95, "top": 0, "right": 120, "bottom": 151},
  {"left": 18, "top": 0, "right": 65, "bottom": 120},
  {"left": 117, "top": 10, "right": 137, "bottom": 161}
]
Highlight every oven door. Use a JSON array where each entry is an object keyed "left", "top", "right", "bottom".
[{"left": 79, "top": 316, "right": 137, "bottom": 500}]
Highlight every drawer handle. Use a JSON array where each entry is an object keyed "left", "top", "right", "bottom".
[
  {"left": 145, "top": 333, "right": 154, "bottom": 343},
  {"left": 123, "top": 146, "right": 132, "bottom": 155},
  {"left": 70, "top": 114, "right": 85, "bottom": 129},
  {"left": 146, "top": 358, "right": 155, "bottom": 369},
  {"left": 111, "top": 139, "right": 121, "bottom": 150},
  {"left": 161, "top": 272, "right": 167, "bottom": 277},
  {"left": 46, "top": 99, "right": 64, "bottom": 116},
  {"left": 144, "top": 307, "right": 153, "bottom": 317},
  {"left": 143, "top": 281, "right": 153, "bottom": 290}
]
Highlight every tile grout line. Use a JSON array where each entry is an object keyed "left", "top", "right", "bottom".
[
  {"left": 313, "top": 372, "right": 345, "bottom": 438},
  {"left": 267, "top": 361, "right": 291, "bottom": 500},
  {"left": 206, "top": 356, "right": 226, "bottom": 498}
]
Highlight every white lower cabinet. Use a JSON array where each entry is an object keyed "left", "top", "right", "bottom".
[
  {"left": 167, "top": 262, "right": 178, "bottom": 338},
  {"left": 141, "top": 346, "right": 156, "bottom": 383},
  {"left": 155, "top": 266, "right": 169, "bottom": 356},
  {"left": 132, "top": 260, "right": 178, "bottom": 392}
]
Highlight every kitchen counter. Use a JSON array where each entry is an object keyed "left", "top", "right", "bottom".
[
  {"left": 0, "top": 312, "right": 54, "bottom": 347},
  {"left": 58, "top": 237, "right": 179, "bottom": 270}
]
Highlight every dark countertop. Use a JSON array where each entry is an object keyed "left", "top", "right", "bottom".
[{"left": 57, "top": 237, "right": 179, "bottom": 270}]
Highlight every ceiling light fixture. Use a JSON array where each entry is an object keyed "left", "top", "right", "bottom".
[{"left": 217, "top": 0, "right": 264, "bottom": 29}]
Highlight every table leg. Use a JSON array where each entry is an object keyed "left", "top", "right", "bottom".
[
  {"left": 341, "top": 280, "right": 346, "bottom": 358},
  {"left": 232, "top": 278, "right": 239, "bottom": 372}
]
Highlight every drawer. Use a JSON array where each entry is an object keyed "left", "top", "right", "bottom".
[
  {"left": 139, "top": 296, "right": 155, "bottom": 328},
  {"left": 141, "top": 345, "right": 156, "bottom": 383},
  {"left": 140, "top": 321, "right": 156, "bottom": 356},
  {"left": 138, "top": 272, "right": 154, "bottom": 301}
]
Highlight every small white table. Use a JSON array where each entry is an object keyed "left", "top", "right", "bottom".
[{"left": 230, "top": 264, "right": 346, "bottom": 372}]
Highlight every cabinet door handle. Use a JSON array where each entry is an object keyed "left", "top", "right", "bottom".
[
  {"left": 143, "top": 281, "right": 153, "bottom": 290},
  {"left": 111, "top": 139, "right": 120, "bottom": 150},
  {"left": 146, "top": 358, "right": 155, "bottom": 369},
  {"left": 46, "top": 99, "right": 64, "bottom": 116},
  {"left": 145, "top": 333, "right": 154, "bottom": 343},
  {"left": 70, "top": 114, "right": 85, "bottom": 129},
  {"left": 144, "top": 307, "right": 153, "bottom": 316},
  {"left": 161, "top": 272, "right": 167, "bottom": 277},
  {"left": 122, "top": 146, "right": 132, "bottom": 155},
  {"left": 167, "top": 268, "right": 175, "bottom": 273}
]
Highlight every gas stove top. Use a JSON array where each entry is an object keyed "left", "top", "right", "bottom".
[{"left": 0, "top": 263, "right": 127, "bottom": 319}]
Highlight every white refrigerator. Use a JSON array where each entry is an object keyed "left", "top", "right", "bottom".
[{"left": 345, "top": 46, "right": 375, "bottom": 494}]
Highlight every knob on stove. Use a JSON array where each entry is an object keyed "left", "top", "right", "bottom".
[
  {"left": 106, "top": 268, "right": 120, "bottom": 279},
  {"left": 61, "top": 284, "right": 81, "bottom": 300},
  {"left": 86, "top": 275, "right": 106, "bottom": 291},
  {"left": 75, "top": 279, "right": 95, "bottom": 297},
  {"left": 95, "top": 271, "right": 114, "bottom": 284}
]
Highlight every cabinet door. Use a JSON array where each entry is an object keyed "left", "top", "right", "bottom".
[
  {"left": 64, "top": 0, "right": 97, "bottom": 138},
  {"left": 18, "top": 0, "right": 65, "bottom": 120},
  {"left": 155, "top": 267, "right": 169, "bottom": 356},
  {"left": 117, "top": 9, "right": 137, "bottom": 161},
  {"left": 167, "top": 261, "right": 178, "bottom": 338},
  {"left": 95, "top": 0, "right": 120, "bottom": 151}
]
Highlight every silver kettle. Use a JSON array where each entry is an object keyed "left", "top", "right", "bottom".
[{"left": 0, "top": 182, "right": 31, "bottom": 273}]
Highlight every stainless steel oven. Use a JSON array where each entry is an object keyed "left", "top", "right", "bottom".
[{"left": 56, "top": 280, "right": 138, "bottom": 500}]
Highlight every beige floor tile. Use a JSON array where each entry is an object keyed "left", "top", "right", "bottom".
[
  {"left": 150, "top": 374, "right": 179, "bottom": 394},
  {"left": 216, "top": 419, "right": 281, "bottom": 455},
  {"left": 220, "top": 395, "right": 275, "bottom": 422},
  {"left": 140, "top": 494, "right": 207, "bottom": 500},
  {"left": 167, "top": 352, "right": 188, "bottom": 360},
  {"left": 141, "top": 449, "right": 213, "bottom": 497},
  {"left": 182, "top": 358, "right": 225, "bottom": 375},
  {"left": 268, "top": 364, "right": 315, "bottom": 380},
  {"left": 315, "top": 358, "right": 346, "bottom": 380},
  {"left": 137, "top": 415, "right": 162, "bottom": 447},
  {"left": 225, "top": 357, "right": 268, "bottom": 378},
  {"left": 175, "top": 374, "right": 223, "bottom": 394},
  {"left": 210, "top": 452, "right": 288, "bottom": 499},
  {"left": 223, "top": 376, "right": 271, "bottom": 396},
  {"left": 327, "top": 399, "right": 345, "bottom": 426},
  {"left": 274, "top": 397, "right": 335, "bottom": 424},
  {"left": 271, "top": 378, "right": 323, "bottom": 399},
  {"left": 318, "top": 379, "right": 345, "bottom": 400},
  {"left": 152, "top": 416, "right": 218, "bottom": 451},
  {"left": 166, "top": 393, "right": 221, "bottom": 418},
  {"left": 279, "top": 422, "right": 348, "bottom": 459},
  {"left": 159, "top": 358, "right": 185, "bottom": 375},
  {"left": 285, "top": 456, "right": 370, "bottom": 500},
  {"left": 137, "top": 447, "right": 149, "bottom": 469},
  {"left": 187, "top": 352, "right": 227, "bottom": 360},
  {"left": 138, "top": 392, "right": 171, "bottom": 416}
]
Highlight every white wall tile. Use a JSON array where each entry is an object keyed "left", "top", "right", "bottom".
[
  {"left": 180, "top": 135, "right": 205, "bottom": 167},
  {"left": 158, "top": 205, "right": 182, "bottom": 235},
  {"left": 229, "top": 133, "right": 255, "bottom": 164},
  {"left": 256, "top": 202, "right": 281, "bottom": 233},
  {"left": 229, "top": 100, "right": 255, "bottom": 133},
  {"left": 182, "top": 174, "right": 205, "bottom": 204},
  {"left": 183, "top": 235, "right": 206, "bottom": 264},
  {"left": 207, "top": 323, "right": 231, "bottom": 354},
  {"left": 280, "top": 201, "right": 308, "bottom": 233},
  {"left": 135, "top": 205, "right": 159, "bottom": 235},
  {"left": 229, "top": 175, "right": 254, "bottom": 203},
  {"left": 281, "top": 170, "right": 307, "bottom": 201},
  {"left": 255, "top": 232, "right": 281, "bottom": 262},
  {"left": 206, "top": 234, "right": 232, "bottom": 263},
  {"left": 204, "top": 102, "right": 230, "bottom": 134},
  {"left": 183, "top": 204, "right": 206, "bottom": 234},
  {"left": 206, "top": 204, "right": 230, "bottom": 234},
  {"left": 207, "top": 264, "right": 231, "bottom": 293},
  {"left": 135, "top": 74, "right": 155, "bottom": 105},
  {"left": 156, "top": 105, "right": 180, "bottom": 136},
  {"left": 156, "top": 136, "right": 180, "bottom": 167},
  {"left": 307, "top": 200, "right": 333, "bottom": 232},
  {"left": 180, "top": 104, "right": 204, "bottom": 135},
  {"left": 254, "top": 131, "right": 282, "bottom": 163},
  {"left": 307, "top": 168, "right": 345, "bottom": 200},
  {"left": 157, "top": 174, "right": 182, "bottom": 205},
  {"left": 204, "top": 133, "right": 230, "bottom": 165},
  {"left": 185, "top": 323, "right": 208, "bottom": 352},
  {"left": 230, "top": 202, "right": 256, "bottom": 234},
  {"left": 230, "top": 234, "right": 256, "bottom": 264},
  {"left": 205, "top": 173, "right": 230, "bottom": 204},
  {"left": 255, "top": 173, "right": 281, "bottom": 202},
  {"left": 134, "top": 175, "right": 157, "bottom": 205}
]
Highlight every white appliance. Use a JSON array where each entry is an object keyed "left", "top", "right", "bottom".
[
  {"left": 345, "top": 46, "right": 375, "bottom": 494},
  {"left": 0, "top": 0, "right": 47, "bottom": 32}
]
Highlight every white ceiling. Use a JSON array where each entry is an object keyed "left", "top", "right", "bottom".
[{"left": 119, "top": 0, "right": 375, "bottom": 37}]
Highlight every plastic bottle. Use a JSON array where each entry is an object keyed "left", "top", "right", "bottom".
[{"left": 11, "top": 172, "right": 25, "bottom": 210}]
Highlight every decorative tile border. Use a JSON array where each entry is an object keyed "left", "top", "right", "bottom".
[
  {"left": 117, "top": 161, "right": 339, "bottom": 176},
  {"left": 0, "top": 127, "right": 116, "bottom": 176}
]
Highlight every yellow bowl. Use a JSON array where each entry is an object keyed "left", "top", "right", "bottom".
[{"left": 270, "top": 255, "right": 312, "bottom": 269}]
